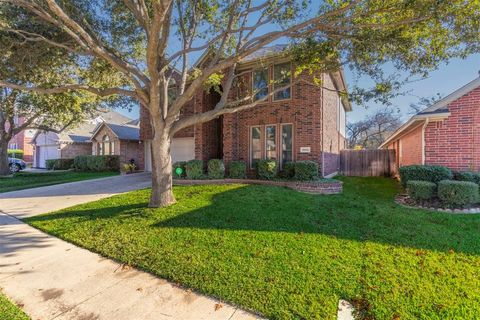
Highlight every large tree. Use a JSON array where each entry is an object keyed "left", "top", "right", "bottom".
[{"left": 0, "top": 0, "right": 478, "bottom": 206}]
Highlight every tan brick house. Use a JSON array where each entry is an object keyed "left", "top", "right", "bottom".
[
  {"left": 380, "top": 76, "right": 480, "bottom": 171},
  {"left": 141, "top": 46, "right": 351, "bottom": 177}
]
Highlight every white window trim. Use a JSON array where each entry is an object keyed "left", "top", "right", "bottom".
[
  {"left": 249, "top": 126, "right": 262, "bottom": 169},
  {"left": 272, "top": 62, "right": 292, "bottom": 102},
  {"left": 252, "top": 68, "right": 269, "bottom": 102},
  {"left": 280, "top": 123, "right": 294, "bottom": 169},
  {"left": 264, "top": 124, "right": 278, "bottom": 161}
]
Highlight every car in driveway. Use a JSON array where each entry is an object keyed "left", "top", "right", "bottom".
[{"left": 9, "top": 157, "right": 27, "bottom": 172}]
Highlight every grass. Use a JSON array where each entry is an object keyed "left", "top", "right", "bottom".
[
  {"left": 0, "top": 291, "right": 29, "bottom": 320},
  {"left": 0, "top": 171, "right": 118, "bottom": 193},
  {"left": 25, "top": 177, "right": 480, "bottom": 319}
]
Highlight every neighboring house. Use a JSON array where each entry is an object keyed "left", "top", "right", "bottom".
[
  {"left": 7, "top": 116, "right": 35, "bottom": 163},
  {"left": 380, "top": 76, "right": 480, "bottom": 171},
  {"left": 32, "top": 110, "right": 138, "bottom": 168},
  {"left": 141, "top": 45, "right": 351, "bottom": 177},
  {"left": 90, "top": 121, "right": 142, "bottom": 167}
]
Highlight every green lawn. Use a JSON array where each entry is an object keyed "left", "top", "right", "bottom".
[
  {"left": 0, "top": 171, "right": 118, "bottom": 193},
  {"left": 0, "top": 292, "right": 29, "bottom": 320},
  {"left": 25, "top": 177, "right": 480, "bottom": 319}
]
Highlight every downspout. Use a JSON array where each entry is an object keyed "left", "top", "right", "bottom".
[
  {"left": 421, "top": 118, "right": 429, "bottom": 165},
  {"left": 321, "top": 74, "right": 325, "bottom": 177}
]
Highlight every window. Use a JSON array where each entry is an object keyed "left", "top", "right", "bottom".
[
  {"left": 9, "top": 143, "right": 18, "bottom": 149},
  {"left": 253, "top": 68, "right": 269, "bottom": 101},
  {"left": 265, "top": 125, "right": 277, "bottom": 160},
  {"left": 281, "top": 124, "right": 293, "bottom": 167},
  {"left": 250, "top": 127, "right": 262, "bottom": 168},
  {"left": 100, "top": 135, "right": 114, "bottom": 155},
  {"left": 273, "top": 63, "right": 291, "bottom": 101}
]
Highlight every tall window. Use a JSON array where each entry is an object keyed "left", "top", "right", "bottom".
[
  {"left": 101, "top": 135, "right": 114, "bottom": 155},
  {"left": 253, "top": 68, "right": 269, "bottom": 101},
  {"left": 265, "top": 125, "right": 277, "bottom": 160},
  {"left": 281, "top": 124, "right": 293, "bottom": 167},
  {"left": 250, "top": 127, "right": 262, "bottom": 168},
  {"left": 273, "top": 63, "right": 291, "bottom": 101}
]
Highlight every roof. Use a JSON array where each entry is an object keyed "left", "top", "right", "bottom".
[
  {"left": 242, "top": 44, "right": 289, "bottom": 63},
  {"left": 379, "top": 76, "right": 480, "bottom": 149},
  {"left": 91, "top": 122, "right": 140, "bottom": 141}
]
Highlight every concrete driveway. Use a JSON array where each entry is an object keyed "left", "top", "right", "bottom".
[{"left": 0, "top": 173, "right": 262, "bottom": 320}]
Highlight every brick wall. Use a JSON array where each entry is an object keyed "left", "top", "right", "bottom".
[
  {"left": 425, "top": 87, "right": 480, "bottom": 171},
  {"left": 399, "top": 126, "right": 423, "bottom": 166},
  {"left": 60, "top": 142, "right": 92, "bottom": 159}
]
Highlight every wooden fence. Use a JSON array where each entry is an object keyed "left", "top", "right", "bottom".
[{"left": 340, "top": 149, "right": 397, "bottom": 177}]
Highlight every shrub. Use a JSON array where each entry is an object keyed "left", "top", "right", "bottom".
[
  {"left": 452, "top": 171, "right": 480, "bottom": 184},
  {"left": 280, "top": 162, "right": 295, "bottom": 179},
  {"left": 294, "top": 161, "right": 319, "bottom": 181},
  {"left": 207, "top": 159, "right": 225, "bottom": 179},
  {"left": 228, "top": 161, "right": 246, "bottom": 179},
  {"left": 438, "top": 180, "right": 479, "bottom": 207},
  {"left": 7, "top": 149, "right": 24, "bottom": 159},
  {"left": 73, "top": 155, "right": 120, "bottom": 172},
  {"left": 257, "top": 159, "right": 277, "bottom": 180},
  {"left": 172, "top": 161, "right": 187, "bottom": 179},
  {"left": 45, "top": 158, "right": 74, "bottom": 170},
  {"left": 185, "top": 159, "right": 204, "bottom": 179},
  {"left": 399, "top": 165, "right": 452, "bottom": 187},
  {"left": 406, "top": 180, "right": 436, "bottom": 203}
]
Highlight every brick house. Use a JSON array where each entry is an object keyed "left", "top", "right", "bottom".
[
  {"left": 90, "top": 121, "right": 143, "bottom": 168},
  {"left": 380, "top": 76, "right": 480, "bottom": 171},
  {"left": 141, "top": 46, "right": 351, "bottom": 177},
  {"left": 6, "top": 117, "right": 35, "bottom": 163},
  {"left": 32, "top": 110, "right": 138, "bottom": 168}
]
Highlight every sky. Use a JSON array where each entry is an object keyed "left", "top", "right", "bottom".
[{"left": 117, "top": 53, "right": 480, "bottom": 124}]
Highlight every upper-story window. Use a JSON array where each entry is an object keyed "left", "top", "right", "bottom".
[
  {"left": 253, "top": 68, "right": 269, "bottom": 101},
  {"left": 273, "top": 62, "right": 291, "bottom": 101}
]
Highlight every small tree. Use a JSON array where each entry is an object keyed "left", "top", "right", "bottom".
[{"left": 0, "top": 0, "right": 479, "bottom": 206}]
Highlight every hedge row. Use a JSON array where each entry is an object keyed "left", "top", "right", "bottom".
[
  {"left": 7, "top": 149, "right": 24, "bottom": 159},
  {"left": 46, "top": 158, "right": 74, "bottom": 170},
  {"left": 73, "top": 155, "right": 120, "bottom": 172}
]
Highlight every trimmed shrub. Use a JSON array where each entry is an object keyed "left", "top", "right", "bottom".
[
  {"left": 438, "top": 180, "right": 479, "bottom": 207},
  {"left": 185, "top": 159, "right": 204, "bottom": 179},
  {"left": 228, "top": 161, "right": 246, "bottom": 179},
  {"left": 7, "top": 149, "right": 24, "bottom": 159},
  {"left": 280, "top": 162, "right": 296, "bottom": 179},
  {"left": 257, "top": 159, "right": 277, "bottom": 180},
  {"left": 45, "top": 158, "right": 74, "bottom": 170},
  {"left": 207, "top": 159, "right": 225, "bottom": 179},
  {"left": 453, "top": 171, "right": 480, "bottom": 184},
  {"left": 73, "top": 155, "right": 120, "bottom": 172},
  {"left": 399, "top": 165, "right": 452, "bottom": 187},
  {"left": 294, "top": 161, "right": 319, "bottom": 181},
  {"left": 406, "top": 180, "right": 436, "bottom": 202},
  {"left": 172, "top": 161, "right": 187, "bottom": 179}
]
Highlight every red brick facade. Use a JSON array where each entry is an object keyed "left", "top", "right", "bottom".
[
  {"left": 384, "top": 84, "right": 480, "bottom": 171},
  {"left": 140, "top": 60, "right": 349, "bottom": 177}
]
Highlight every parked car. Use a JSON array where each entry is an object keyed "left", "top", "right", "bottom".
[{"left": 8, "top": 157, "right": 27, "bottom": 172}]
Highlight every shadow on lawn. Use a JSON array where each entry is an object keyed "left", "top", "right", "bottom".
[{"left": 26, "top": 178, "right": 480, "bottom": 256}]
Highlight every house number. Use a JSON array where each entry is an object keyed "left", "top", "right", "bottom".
[{"left": 300, "top": 147, "right": 311, "bottom": 153}]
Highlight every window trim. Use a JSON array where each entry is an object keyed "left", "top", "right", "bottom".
[
  {"left": 272, "top": 62, "right": 292, "bottom": 102},
  {"left": 280, "top": 123, "right": 294, "bottom": 169},
  {"left": 252, "top": 67, "right": 270, "bottom": 103},
  {"left": 249, "top": 125, "right": 262, "bottom": 169},
  {"left": 264, "top": 124, "right": 278, "bottom": 161}
]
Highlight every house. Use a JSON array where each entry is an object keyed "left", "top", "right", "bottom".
[
  {"left": 90, "top": 121, "right": 143, "bottom": 168},
  {"left": 32, "top": 110, "right": 139, "bottom": 168},
  {"left": 141, "top": 45, "right": 351, "bottom": 177},
  {"left": 380, "top": 75, "right": 480, "bottom": 171},
  {"left": 7, "top": 117, "right": 35, "bottom": 163}
]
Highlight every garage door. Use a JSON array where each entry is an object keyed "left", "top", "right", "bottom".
[
  {"left": 171, "top": 138, "right": 195, "bottom": 163},
  {"left": 37, "top": 145, "right": 60, "bottom": 168}
]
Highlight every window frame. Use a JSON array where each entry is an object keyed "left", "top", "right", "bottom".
[
  {"left": 272, "top": 62, "right": 292, "bottom": 102},
  {"left": 264, "top": 124, "right": 278, "bottom": 161},
  {"left": 280, "top": 123, "right": 294, "bottom": 169},
  {"left": 252, "top": 68, "right": 270, "bottom": 102},
  {"left": 249, "top": 125, "right": 262, "bottom": 169}
]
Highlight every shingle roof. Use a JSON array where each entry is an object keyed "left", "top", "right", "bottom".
[
  {"left": 242, "top": 44, "right": 289, "bottom": 62},
  {"left": 106, "top": 123, "right": 140, "bottom": 141}
]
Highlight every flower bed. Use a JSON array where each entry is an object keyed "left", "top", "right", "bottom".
[
  {"left": 395, "top": 194, "right": 480, "bottom": 214},
  {"left": 173, "top": 178, "right": 342, "bottom": 194}
]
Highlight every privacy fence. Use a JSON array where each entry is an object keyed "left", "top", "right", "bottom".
[{"left": 340, "top": 149, "right": 397, "bottom": 177}]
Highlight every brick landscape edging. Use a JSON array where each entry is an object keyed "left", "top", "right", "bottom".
[{"left": 173, "top": 178, "right": 343, "bottom": 194}]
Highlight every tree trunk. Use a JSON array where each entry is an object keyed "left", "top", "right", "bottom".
[
  {"left": 149, "top": 130, "right": 176, "bottom": 208},
  {"left": 0, "top": 137, "right": 10, "bottom": 176}
]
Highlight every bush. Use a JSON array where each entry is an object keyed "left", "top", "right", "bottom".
[
  {"left": 406, "top": 180, "right": 436, "bottom": 202},
  {"left": 7, "top": 149, "right": 23, "bottom": 159},
  {"left": 280, "top": 162, "right": 296, "bottom": 179},
  {"left": 438, "top": 180, "right": 479, "bottom": 207},
  {"left": 73, "top": 155, "right": 120, "bottom": 172},
  {"left": 45, "top": 158, "right": 74, "bottom": 170},
  {"left": 257, "top": 159, "right": 277, "bottom": 180},
  {"left": 185, "top": 159, "right": 204, "bottom": 179},
  {"left": 172, "top": 161, "right": 187, "bottom": 179},
  {"left": 228, "top": 161, "right": 246, "bottom": 179},
  {"left": 294, "top": 161, "right": 319, "bottom": 181},
  {"left": 207, "top": 159, "right": 225, "bottom": 179},
  {"left": 399, "top": 165, "right": 452, "bottom": 187},
  {"left": 452, "top": 171, "right": 480, "bottom": 184}
]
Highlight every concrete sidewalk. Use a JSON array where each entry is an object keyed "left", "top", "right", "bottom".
[{"left": 0, "top": 174, "right": 261, "bottom": 320}]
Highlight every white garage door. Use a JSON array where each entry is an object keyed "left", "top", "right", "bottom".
[
  {"left": 171, "top": 138, "right": 195, "bottom": 163},
  {"left": 37, "top": 145, "right": 60, "bottom": 168}
]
